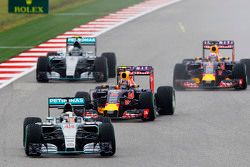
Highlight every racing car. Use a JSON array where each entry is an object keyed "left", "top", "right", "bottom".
[
  {"left": 173, "top": 40, "right": 250, "bottom": 90},
  {"left": 36, "top": 37, "right": 117, "bottom": 82},
  {"left": 23, "top": 97, "right": 116, "bottom": 157},
  {"left": 75, "top": 66, "right": 175, "bottom": 121}
]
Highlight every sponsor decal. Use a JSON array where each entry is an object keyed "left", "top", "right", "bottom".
[
  {"left": 64, "top": 124, "right": 75, "bottom": 129},
  {"left": 67, "top": 37, "right": 96, "bottom": 45},
  {"left": 49, "top": 98, "right": 85, "bottom": 105},
  {"left": 8, "top": 0, "right": 48, "bottom": 14}
]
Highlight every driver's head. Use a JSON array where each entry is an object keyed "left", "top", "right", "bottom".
[
  {"left": 210, "top": 45, "right": 219, "bottom": 54},
  {"left": 73, "top": 41, "right": 81, "bottom": 49},
  {"left": 119, "top": 71, "right": 131, "bottom": 89},
  {"left": 63, "top": 103, "right": 73, "bottom": 113}
]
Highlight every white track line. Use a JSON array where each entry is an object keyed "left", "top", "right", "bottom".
[{"left": 19, "top": 52, "right": 47, "bottom": 56}]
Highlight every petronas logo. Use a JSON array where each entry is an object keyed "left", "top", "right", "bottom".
[{"left": 26, "top": 0, "right": 32, "bottom": 5}]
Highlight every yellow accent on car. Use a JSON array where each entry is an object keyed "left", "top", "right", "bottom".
[
  {"left": 192, "top": 78, "right": 200, "bottom": 84},
  {"left": 202, "top": 74, "right": 215, "bottom": 82},
  {"left": 104, "top": 104, "right": 119, "bottom": 112},
  {"left": 120, "top": 71, "right": 130, "bottom": 80},
  {"left": 98, "top": 107, "right": 105, "bottom": 114}
]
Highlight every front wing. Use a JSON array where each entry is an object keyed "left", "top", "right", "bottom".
[{"left": 175, "top": 79, "right": 243, "bottom": 89}]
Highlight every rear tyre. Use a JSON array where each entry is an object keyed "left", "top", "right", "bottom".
[
  {"left": 94, "top": 57, "right": 108, "bottom": 82},
  {"left": 99, "top": 123, "right": 116, "bottom": 156},
  {"left": 240, "top": 59, "right": 250, "bottom": 84},
  {"left": 36, "top": 57, "right": 50, "bottom": 83},
  {"left": 173, "top": 63, "right": 188, "bottom": 90},
  {"left": 232, "top": 63, "right": 247, "bottom": 90},
  {"left": 25, "top": 124, "right": 42, "bottom": 157},
  {"left": 156, "top": 86, "right": 175, "bottom": 115},
  {"left": 139, "top": 92, "right": 155, "bottom": 121},
  {"left": 101, "top": 52, "right": 117, "bottom": 78},
  {"left": 23, "top": 117, "right": 42, "bottom": 147}
]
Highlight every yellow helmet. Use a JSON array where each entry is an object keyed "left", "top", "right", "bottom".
[
  {"left": 210, "top": 45, "right": 219, "bottom": 54},
  {"left": 120, "top": 71, "right": 130, "bottom": 80}
]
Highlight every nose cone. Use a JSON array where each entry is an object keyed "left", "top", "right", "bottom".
[
  {"left": 104, "top": 104, "right": 119, "bottom": 112},
  {"left": 202, "top": 74, "right": 215, "bottom": 82}
]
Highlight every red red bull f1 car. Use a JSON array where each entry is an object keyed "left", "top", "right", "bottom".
[
  {"left": 75, "top": 66, "right": 175, "bottom": 121},
  {"left": 173, "top": 40, "right": 250, "bottom": 90}
]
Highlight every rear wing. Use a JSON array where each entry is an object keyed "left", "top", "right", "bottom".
[
  {"left": 117, "top": 66, "right": 154, "bottom": 75},
  {"left": 48, "top": 97, "right": 85, "bottom": 116},
  {"left": 116, "top": 66, "right": 154, "bottom": 92},
  {"left": 202, "top": 40, "right": 235, "bottom": 61},
  {"left": 66, "top": 37, "right": 96, "bottom": 46},
  {"left": 203, "top": 40, "right": 234, "bottom": 49}
]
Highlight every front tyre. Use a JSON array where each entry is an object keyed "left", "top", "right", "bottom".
[
  {"left": 99, "top": 123, "right": 116, "bottom": 156},
  {"left": 25, "top": 124, "right": 42, "bottom": 157},
  {"left": 232, "top": 63, "right": 247, "bottom": 90},
  {"left": 94, "top": 57, "right": 108, "bottom": 82},
  {"left": 101, "top": 52, "right": 117, "bottom": 78},
  {"left": 23, "top": 117, "right": 42, "bottom": 147},
  {"left": 139, "top": 92, "right": 156, "bottom": 121},
  {"left": 240, "top": 59, "right": 250, "bottom": 84},
  {"left": 173, "top": 63, "right": 188, "bottom": 90},
  {"left": 156, "top": 86, "right": 175, "bottom": 115},
  {"left": 36, "top": 57, "right": 50, "bottom": 83}
]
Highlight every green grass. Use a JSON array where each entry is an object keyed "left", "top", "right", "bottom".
[
  {"left": 0, "top": 0, "right": 90, "bottom": 31},
  {"left": 0, "top": 0, "right": 144, "bottom": 62}
]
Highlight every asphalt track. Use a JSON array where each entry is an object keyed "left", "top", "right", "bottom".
[{"left": 1, "top": 0, "right": 250, "bottom": 166}]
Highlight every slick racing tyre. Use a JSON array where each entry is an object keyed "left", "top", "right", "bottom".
[
  {"left": 173, "top": 63, "right": 189, "bottom": 90},
  {"left": 99, "top": 123, "right": 116, "bottom": 156},
  {"left": 155, "top": 86, "right": 175, "bottom": 115},
  {"left": 36, "top": 57, "right": 50, "bottom": 83},
  {"left": 240, "top": 59, "right": 250, "bottom": 84},
  {"left": 23, "top": 117, "right": 42, "bottom": 147},
  {"left": 25, "top": 124, "right": 42, "bottom": 157},
  {"left": 94, "top": 57, "right": 108, "bottom": 82},
  {"left": 232, "top": 63, "right": 247, "bottom": 90},
  {"left": 101, "top": 52, "right": 117, "bottom": 78},
  {"left": 139, "top": 92, "right": 156, "bottom": 121}
]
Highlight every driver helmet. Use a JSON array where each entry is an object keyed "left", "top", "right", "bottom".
[
  {"left": 63, "top": 103, "right": 73, "bottom": 113},
  {"left": 118, "top": 71, "right": 135, "bottom": 89},
  {"left": 69, "top": 41, "right": 83, "bottom": 56},
  {"left": 73, "top": 41, "right": 81, "bottom": 49}
]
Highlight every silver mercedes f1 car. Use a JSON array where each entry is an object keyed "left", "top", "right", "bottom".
[
  {"left": 36, "top": 37, "right": 117, "bottom": 82},
  {"left": 23, "top": 97, "right": 116, "bottom": 157}
]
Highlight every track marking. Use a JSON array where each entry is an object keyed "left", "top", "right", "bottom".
[{"left": 178, "top": 22, "right": 186, "bottom": 33}]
